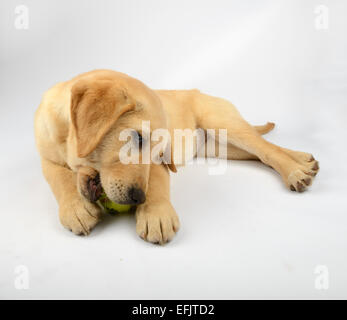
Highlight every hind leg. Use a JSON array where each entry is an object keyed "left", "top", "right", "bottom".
[
  {"left": 207, "top": 122, "right": 275, "bottom": 161},
  {"left": 193, "top": 92, "right": 319, "bottom": 192}
]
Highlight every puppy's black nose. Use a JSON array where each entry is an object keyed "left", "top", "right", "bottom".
[{"left": 128, "top": 187, "right": 146, "bottom": 205}]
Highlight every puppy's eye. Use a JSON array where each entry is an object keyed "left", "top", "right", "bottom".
[{"left": 134, "top": 131, "right": 143, "bottom": 149}]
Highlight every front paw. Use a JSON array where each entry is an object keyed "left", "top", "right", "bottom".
[
  {"left": 59, "top": 197, "right": 102, "bottom": 235},
  {"left": 136, "top": 201, "right": 180, "bottom": 244}
]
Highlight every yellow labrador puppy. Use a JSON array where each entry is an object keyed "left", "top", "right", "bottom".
[{"left": 34, "top": 69, "right": 319, "bottom": 244}]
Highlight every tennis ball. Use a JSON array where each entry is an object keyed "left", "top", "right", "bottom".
[{"left": 98, "top": 191, "right": 132, "bottom": 214}]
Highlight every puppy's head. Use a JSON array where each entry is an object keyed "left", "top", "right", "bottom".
[{"left": 71, "top": 75, "right": 175, "bottom": 205}]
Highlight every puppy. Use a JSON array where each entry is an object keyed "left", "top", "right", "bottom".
[{"left": 34, "top": 69, "right": 319, "bottom": 244}]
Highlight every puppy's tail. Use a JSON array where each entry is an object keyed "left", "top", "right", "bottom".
[{"left": 254, "top": 122, "right": 275, "bottom": 135}]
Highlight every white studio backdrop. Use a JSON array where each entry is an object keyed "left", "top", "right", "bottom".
[{"left": 0, "top": 0, "right": 347, "bottom": 299}]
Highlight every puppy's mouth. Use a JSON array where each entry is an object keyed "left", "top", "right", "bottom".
[
  {"left": 85, "top": 173, "right": 146, "bottom": 205},
  {"left": 87, "top": 173, "right": 102, "bottom": 202}
]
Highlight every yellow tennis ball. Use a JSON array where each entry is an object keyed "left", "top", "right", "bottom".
[{"left": 98, "top": 191, "right": 132, "bottom": 213}]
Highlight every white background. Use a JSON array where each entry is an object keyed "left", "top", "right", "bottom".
[{"left": 1, "top": 0, "right": 347, "bottom": 299}]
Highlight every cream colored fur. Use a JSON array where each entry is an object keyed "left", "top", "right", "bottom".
[{"left": 34, "top": 69, "right": 319, "bottom": 244}]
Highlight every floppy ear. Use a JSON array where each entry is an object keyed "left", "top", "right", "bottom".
[
  {"left": 164, "top": 139, "right": 177, "bottom": 173},
  {"left": 70, "top": 79, "right": 135, "bottom": 158},
  {"left": 167, "top": 144, "right": 177, "bottom": 172}
]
